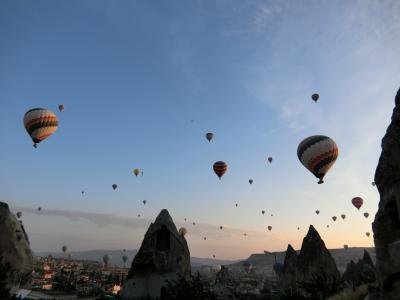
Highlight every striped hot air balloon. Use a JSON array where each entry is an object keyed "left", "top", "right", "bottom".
[
  {"left": 23, "top": 108, "right": 58, "bottom": 147},
  {"left": 297, "top": 135, "right": 338, "bottom": 184},
  {"left": 352, "top": 197, "right": 363, "bottom": 210},
  {"left": 213, "top": 161, "right": 227, "bottom": 180}
]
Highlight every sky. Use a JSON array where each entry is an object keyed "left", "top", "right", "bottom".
[{"left": 1, "top": 0, "right": 400, "bottom": 260}]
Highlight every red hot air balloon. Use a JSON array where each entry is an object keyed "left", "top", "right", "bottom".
[
  {"left": 352, "top": 197, "right": 363, "bottom": 210},
  {"left": 213, "top": 161, "right": 227, "bottom": 180}
]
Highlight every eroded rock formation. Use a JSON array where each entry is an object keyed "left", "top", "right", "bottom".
[
  {"left": 373, "top": 87, "right": 400, "bottom": 299},
  {"left": 0, "top": 202, "right": 33, "bottom": 293},
  {"left": 280, "top": 244, "right": 298, "bottom": 296},
  {"left": 343, "top": 250, "right": 376, "bottom": 288},
  {"left": 121, "top": 209, "right": 190, "bottom": 299}
]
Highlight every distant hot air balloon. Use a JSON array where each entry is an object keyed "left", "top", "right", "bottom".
[
  {"left": 143, "top": 200, "right": 147, "bottom": 205},
  {"left": 178, "top": 227, "right": 187, "bottom": 236},
  {"left": 371, "top": 182, "right": 376, "bottom": 186},
  {"left": 344, "top": 245, "right": 349, "bottom": 250},
  {"left": 243, "top": 262, "right": 252, "bottom": 273},
  {"left": 16, "top": 212, "right": 22, "bottom": 218},
  {"left": 137, "top": 214, "right": 141, "bottom": 218},
  {"left": 364, "top": 212, "right": 369, "bottom": 218},
  {"left": 235, "top": 203, "right": 238, "bottom": 207},
  {"left": 220, "top": 226, "right": 223, "bottom": 230},
  {"left": 213, "top": 161, "right": 228, "bottom": 180},
  {"left": 206, "top": 132, "right": 214, "bottom": 142},
  {"left": 193, "top": 222, "right": 196, "bottom": 225},
  {"left": 112, "top": 184, "right": 117, "bottom": 190},
  {"left": 297, "top": 227, "right": 300, "bottom": 230},
  {"left": 297, "top": 135, "right": 338, "bottom": 184},
  {"left": 316, "top": 210, "right": 320, "bottom": 215},
  {"left": 204, "top": 237, "right": 207, "bottom": 241},
  {"left": 244, "top": 233, "right": 247, "bottom": 237},
  {"left": 103, "top": 254, "right": 111, "bottom": 266},
  {"left": 311, "top": 93, "right": 319, "bottom": 102},
  {"left": 341, "top": 214, "right": 346, "bottom": 220},
  {"left": 62, "top": 245, "right": 67, "bottom": 254},
  {"left": 184, "top": 218, "right": 187, "bottom": 222},
  {"left": 366, "top": 232, "right": 370, "bottom": 237},
  {"left": 352, "top": 197, "right": 363, "bottom": 210},
  {"left": 271, "top": 214, "right": 274, "bottom": 217},
  {"left": 268, "top": 157, "right": 273, "bottom": 163},
  {"left": 262, "top": 210, "right": 265, "bottom": 215},
  {"left": 23, "top": 108, "right": 58, "bottom": 148},
  {"left": 38, "top": 207, "right": 42, "bottom": 212},
  {"left": 267, "top": 226, "right": 272, "bottom": 231},
  {"left": 122, "top": 255, "right": 128, "bottom": 266},
  {"left": 327, "top": 225, "right": 330, "bottom": 228},
  {"left": 249, "top": 179, "right": 253, "bottom": 185},
  {"left": 213, "top": 255, "right": 216, "bottom": 258},
  {"left": 58, "top": 104, "right": 64, "bottom": 112},
  {"left": 133, "top": 168, "right": 140, "bottom": 177},
  {"left": 81, "top": 191, "right": 85, "bottom": 195},
  {"left": 332, "top": 216, "right": 337, "bottom": 221}
]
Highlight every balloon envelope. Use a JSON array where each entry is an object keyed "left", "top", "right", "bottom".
[
  {"left": 213, "top": 161, "right": 228, "bottom": 179},
  {"left": 206, "top": 132, "right": 214, "bottom": 142},
  {"left": 133, "top": 169, "right": 140, "bottom": 176},
  {"left": 267, "top": 226, "right": 272, "bottom": 231},
  {"left": 178, "top": 227, "right": 187, "bottom": 236},
  {"left": 62, "top": 246, "right": 67, "bottom": 253},
  {"left": 364, "top": 212, "right": 369, "bottom": 218},
  {"left": 58, "top": 104, "right": 64, "bottom": 112},
  {"left": 297, "top": 135, "right": 338, "bottom": 184},
  {"left": 112, "top": 184, "right": 117, "bottom": 190},
  {"left": 352, "top": 197, "right": 363, "bottom": 209},
  {"left": 311, "top": 93, "right": 319, "bottom": 102},
  {"left": 23, "top": 108, "right": 58, "bottom": 147}
]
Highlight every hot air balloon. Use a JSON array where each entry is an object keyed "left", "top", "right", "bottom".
[
  {"left": 143, "top": 200, "right": 147, "bottom": 205},
  {"left": 341, "top": 214, "right": 346, "bottom": 220},
  {"left": 326, "top": 225, "right": 330, "bottom": 228},
  {"left": 137, "top": 214, "right": 141, "bottom": 218},
  {"left": 204, "top": 237, "right": 207, "bottom": 241},
  {"left": 23, "top": 108, "right": 58, "bottom": 148},
  {"left": 267, "top": 226, "right": 272, "bottom": 231},
  {"left": 193, "top": 222, "right": 196, "bottom": 225},
  {"left": 243, "top": 262, "right": 252, "bottom": 273},
  {"left": 352, "top": 197, "right": 363, "bottom": 210},
  {"left": 297, "top": 135, "right": 338, "bottom": 184},
  {"left": 62, "top": 245, "right": 67, "bottom": 254},
  {"left": 311, "top": 93, "right": 319, "bottom": 102},
  {"left": 81, "top": 191, "right": 85, "bottom": 195},
  {"left": 38, "top": 207, "right": 42, "bottom": 212},
  {"left": 206, "top": 132, "right": 214, "bottom": 142},
  {"left": 220, "top": 226, "right": 223, "bottom": 230},
  {"left": 297, "top": 227, "right": 300, "bottom": 230},
  {"left": 178, "top": 227, "right": 187, "bottom": 236},
  {"left": 133, "top": 168, "right": 140, "bottom": 177},
  {"left": 371, "top": 182, "right": 376, "bottom": 186},
  {"left": 249, "top": 179, "right": 253, "bottom": 185},
  {"left": 58, "top": 104, "right": 64, "bottom": 112},
  {"left": 103, "top": 254, "right": 111, "bottom": 266},
  {"left": 213, "top": 161, "right": 228, "bottom": 180},
  {"left": 16, "top": 212, "right": 22, "bottom": 218},
  {"left": 271, "top": 214, "right": 274, "bottom": 217},
  {"left": 364, "top": 212, "right": 369, "bottom": 218},
  {"left": 122, "top": 255, "right": 128, "bottom": 266},
  {"left": 184, "top": 218, "right": 187, "bottom": 222},
  {"left": 366, "top": 232, "right": 370, "bottom": 237},
  {"left": 244, "top": 233, "right": 247, "bottom": 237},
  {"left": 268, "top": 157, "right": 273, "bottom": 163},
  {"left": 316, "top": 210, "right": 320, "bottom": 215},
  {"left": 332, "top": 216, "right": 337, "bottom": 221},
  {"left": 213, "top": 255, "right": 216, "bottom": 258},
  {"left": 262, "top": 210, "right": 265, "bottom": 215},
  {"left": 112, "top": 184, "right": 117, "bottom": 190},
  {"left": 344, "top": 245, "right": 349, "bottom": 250},
  {"left": 235, "top": 203, "right": 238, "bottom": 207}
]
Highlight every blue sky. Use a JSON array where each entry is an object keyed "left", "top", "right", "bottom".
[{"left": 1, "top": 0, "right": 399, "bottom": 259}]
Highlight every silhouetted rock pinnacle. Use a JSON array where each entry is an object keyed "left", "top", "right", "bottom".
[
  {"left": 373, "top": 87, "right": 400, "bottom": 299},
  {"left": 0, "top": 202, "right": 33, "bottom": 294},
  {"left": 280, "top": 244, "right": 298, "bottom": 296},
  {"left": 121, "top": 209, "right": 190, "bottom": 299}
]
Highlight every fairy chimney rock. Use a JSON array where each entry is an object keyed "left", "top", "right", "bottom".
[
  {"left": 121, "top": 209, "right": 191, "bottom": 299},
  {"left": 279, "top": 244, "right": 298, "bottom": 295}
]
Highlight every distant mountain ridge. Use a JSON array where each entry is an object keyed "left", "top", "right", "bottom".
[
  {"left": 34, "top": 249, "right": 238, "bottom": 268},
  {"left": 35, "top": 246, "right": 374, "bottom": 272}
]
